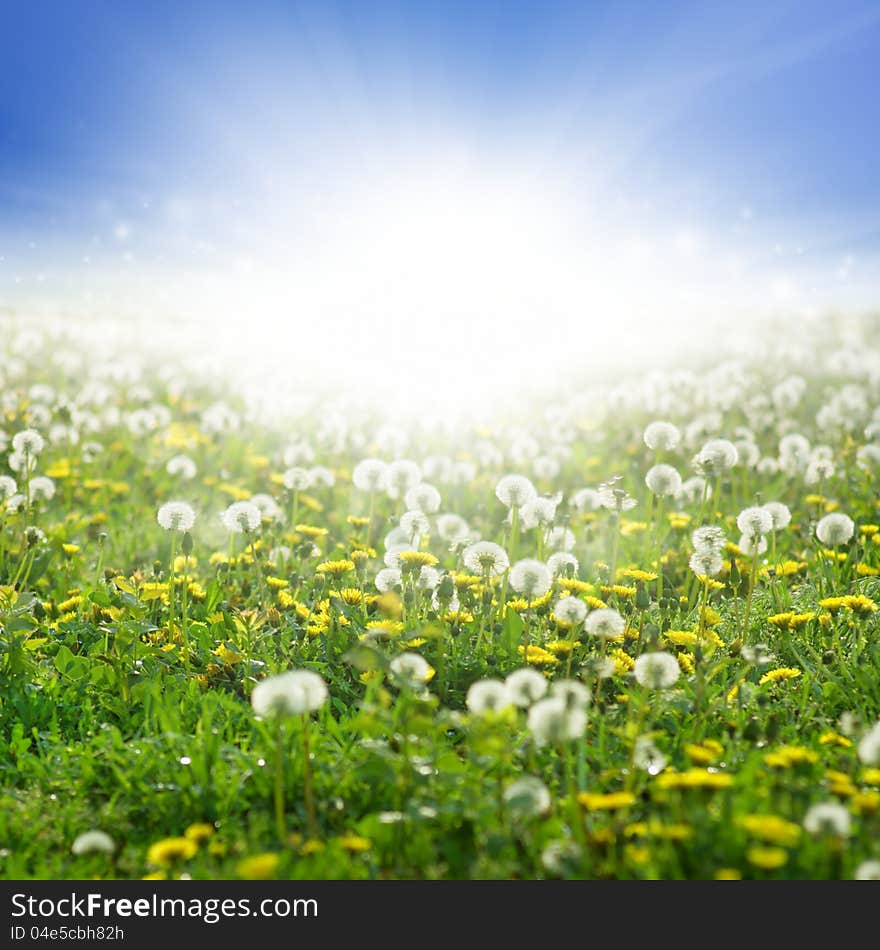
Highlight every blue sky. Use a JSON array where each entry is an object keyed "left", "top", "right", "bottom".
[{"left": 2, "top": 0, "right": 879, "bottom": 330}]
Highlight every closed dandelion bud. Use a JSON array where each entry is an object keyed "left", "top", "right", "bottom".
[
  {"left": 743, "top": 718, "right": 760, "bottom": 741},
  {"left": 822, "top": 650, "right": 835, "bottom": 665},
  {"left": 643, "top": 622, "right": 659, "bottom": 649},
  {"left": 182, "top": 532, "right": 194, "bottom": 556},
  {"left": 729, "top": 637, "right": 743, "bottom": 654},
  {"left": 267, "top": 607, "right": 281, "bottom": 627},
  {"left": 437, "top": 574, "right": 455, "bottom": 604},
  {"left": 635, "top": 584, "right": 651, "bottom": 611},
  {"left": 153, "top": 560, "right": 162, "bottom": 576}
]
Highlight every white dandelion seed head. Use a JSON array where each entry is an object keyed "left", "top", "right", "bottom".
[
  {"left": 856, "top": 444, "right": 880, "bottom": 471},
  {"left": 495, "top": 474, "right": 537, "bottom": 509},
  {"left": 584, "top": 608, "right": 625, "bottom": 640},
  {"left": 416, "top": 566, "right": 440, "bottom": 590},
  {"left": 692, "top": 525, "right": 726, "bottom": 554},
  {"left": 466, "top": 679, "right": 514, "bottom": 715},
  {"left": 518, "top": 496, "right": 557, "bottom": 530},
  {"left": 645, "top": 463, "right": 682, "bottom": 498},
  {"left": 857, "top": 721, "right": 880, "bottom": 766},
  {"left": 544, "top": 526, "right": 576, "bottom": 552},
  {"left": 689, "top": 550, "right": 723, "bottom": 577},
  {"left": 0, "top": 475, "right": 16, "bottom": 500},
  {"left": 157, "top": 501, "right": 196, "bottom": 533},
  {"left": 71, "top": 830, "right": 115, "bottom": 856},
  {"left": 12, "top": 428, "right": 45, "bottom": 456},
  {"left": 854, "top": 860, "right": 880, "bottom": 881},
  {"left": 693, "top": 438, "right": 738, "bottom": 475},
  {"left": 803, "top": 802, "right": 851, "bottom": 837},
  {"left": 738, "top": 533, "right": 767, "bottom": 557},
  {"left": 251, "top": 670, "right": 328, "bottom": 717},
  {"left": 8, "top": 450, "right": 36, "bottom": 474},
  {"left": 633, "top": 736, "right": 667, "bottom": 774},
  {"left": 570, "top": 488, "right": 602, "bottom": 512},
  {"left": 527, "top": 696, "right": 587, "bottom": 745},
  {"left": 643, "top": 420, "right": 681, "bottom": 452},
  {"left": 549, "top": 679, "right": 591, "bottom": 709},
  {"left": 634, "top": 651, "right": 680, "bottom": 689},
  {"left": 282, "top": 466, "right": 313, "bottom": 491},
  {"left": 504, "top": 776, "right": 552, "bottom": 818},
  {"left": 399, "top": 509, "right": 430, "bottom": 544},
  {"left": 805, "top": 457, "right": 835, "bottom": 484},
  {"left": 389, "top": 652, "right": 432, "bottom": 689},
  {"left": 28, "top": 476, "right": 55, "bottom": 503},
  {"left": 282, "top": 441, "right": 314, "bottom": 466},
  {"left": 505, "top": 667, "right": 549, "bottom": 707},
  {"left": 541, "top": 839, "right": 583, "bottom": 875},
  {"left": 762, "top": 501, "right": 792, "bottom": 531},
  {"left": 547, "top": 551, "right": 579, "bottom": 577},
  {"left": 736, "top": 505, "right": 773, "bottom": 539},
  {"left": 554, "top": 596, "right": 587, "bottom": 626},
  {"left": 308, "top": 465, "right": 335, "bottom": 488},
  {"left": 756, "top": 456, "right": 779, "bottom": 476},
  {"left": 385, "top": 459, "right": 422, "bottom": 499},
  {"left": 404, "top": 482, "right": 441, "bottom": 514},
  {"left": 462, "top": 541, "right": 509, "bottom": 576},
  {"left": 740, "top": 643, "right": 775, "bottom": 666},
  {"left": 250, "top": 493, "right": 283, "bottom": 522},
  {"left": 436, "top": 513, "right": 470, "bottom": 542},
  {"left": 374, "top": 567, "right": 402, "bottom": 593},
  {"left": 677, "top": 476, "right": 709, "bottom": 505},
  {"left": 509, "top": 559, "right": 552, "bottom": 599},
  {"left": 352, "top": 458, "right": 389, "bottom": 493},
  {"left": 166, "top": 454, "right": 197, "bottom": 479},
  {"left": 816, "top": 512, "right": 854, "bottom": 547},
  {"left": 221, "top": 501, "right": 261, "bottom": 534}
]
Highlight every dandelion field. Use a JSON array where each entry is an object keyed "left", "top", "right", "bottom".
[{"left": 2, "top": 319, "right": 880, "bottom": 882}]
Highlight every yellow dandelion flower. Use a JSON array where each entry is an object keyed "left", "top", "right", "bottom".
[
  {"left": 664, "top": 630, "right": 699, "bottom": 648},
  {"left": 861, "top": 768, "right": 880, "bottom": 785},
  {"left": 620, "top": 521, "right": 648, "bottom": 537},
  {"left": 611, "top": 648, "right": 634, "bottom": 673},
  {"left": 853, "top": 791, "right": 880, "bottom": 814},
  {"left": 558, "top": 579, "right": 596, "bottom": 595},
  {"left": 300, "top": 839, "right": 325, "bottom": 857},
  {"left": 347, "top": 515, "right": 370, "bottom": 527},
  {"left": 516, "top": 645, "right": 559, "bottom": 665},
  {"left": 677, "top": 652, "right": 695, "bottom": 675},
  {"left": 763, "top": 746, "right": 819, "bottom": 768},
  {"left": 820, "top": 731, "right": 853, "bottom": 748},
  {"left": 339, "top": 834, "right": 372, "bottom": 853},
  {"left": 146, "top": 837, "right": 198, "bottom": 867},
  {"left": 620, "top": 568, "right": 658, "bottom": 582},
  {"left": 316, "top": 559, "right": 356, "bottom": 576},
  {"left": 759, "top": 667, "right": 802, "bottom": 686},
  {"left": 857, "top": 563, "right": 880, "bottom": 576},
  {"left": 714, "top": 868, "right": 742, "bottom": 880},
  {"left": 546, "top": 639, "right": 578, "bottom": 655},
  {"left": 585, "top": 596, "right": 608, "bottom": 609},
  {"left": 577, "top": 791, "right": 636, "bottom": 811},
  {"left": 737, "top": 815, "right": 801, "bottom": 847},
  {"left": 600, "top": 584, "right": 636, "bottom": 598},
  {"left": 184, "top": 823, "right": 214, "bottom": 843},
  {"left": 237, "top": 853, "right": 280, "bottom": 880},
  {"left": 266, "top": 576, "right": 289, "bottom": 590},
  {"left": 747, "top": 846, "right": 788, "bottom": 870},
  {"left": 655, "top": 769, "right": 734, "bottom": 790},
  {"left": 397, "top": 551, "right": 439, "bottom": 569},
  {"left": 443, "top": 610, "right": 475, "bottom": 623},
  {"left": 685, "top": 742, "right": 723, "bottom": 765},
  {"left": 295, "top": 524, "right": 328, "bottom": 539}
]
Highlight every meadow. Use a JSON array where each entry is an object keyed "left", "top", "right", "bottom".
[{"left": 1, "top": 317, "right": 880, "bottom": 881}]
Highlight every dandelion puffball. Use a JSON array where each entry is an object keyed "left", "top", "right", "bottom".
[
  {"left": 389, "top": 652, "right": 433, "bottom": 688},
  {"left": 251, "top": 670, "right": 328, "bottom": 716},
  {"left": 504, "top": 776, "right": 551, "bottom": 818},
  {"left": 495, "top": 474, "right": 537, "bottom": 509},
  {"left": 645, "top": 463, "right": 682, "bottom": 498},
  {"left": 815, "top": 512, "right": 854, "bottom": 547},
  {"left": 584, "top": 608, "right": 625, "bottom": 640},
  {"left": 466, "top": 679, "right": 514, "bottom": 715},
  {"left": 644, "top": 420, "right": 681, "bottom": 452},
  {"left": 352, "top": 458, "right": 388, "bottom": 493},
  {"left": 505, "top": 667, "right": 548, "bottom": 707},
  {"left": 509, "top": 559, "right": 552, "bottom": 599},
  {"left": 554, "top": 596, "right": 587, "bottom": 626},
  {"left": 12, "top": 428, "right": 45, "bottom": 455},
  {"left": 736, "top": 505, "right": 773, "bottom": 539},
  {"left": 221, "top": 501, "right": 262, "bottom": 534},
  {"left": 157, "top": 501, "right": 196, "bottom": 533},
  {"left": 762, "top": 501, "right": 791, "bottom": 531},
  {"left": 527, "top": 696, "right": 587, "bottom": 745},
  {"left": 462, "top": 541, "right": 509, "bottom": 576},
  {"left": 634, "top": 651, "right": 680, "bottom": 689},
  {"left": 71, "top": 830, "right": 115, "bottom": 856}
]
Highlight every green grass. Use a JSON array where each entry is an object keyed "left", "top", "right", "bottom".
[{"left": 1, "top": 329, "right": 880, "bottom": 880}]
